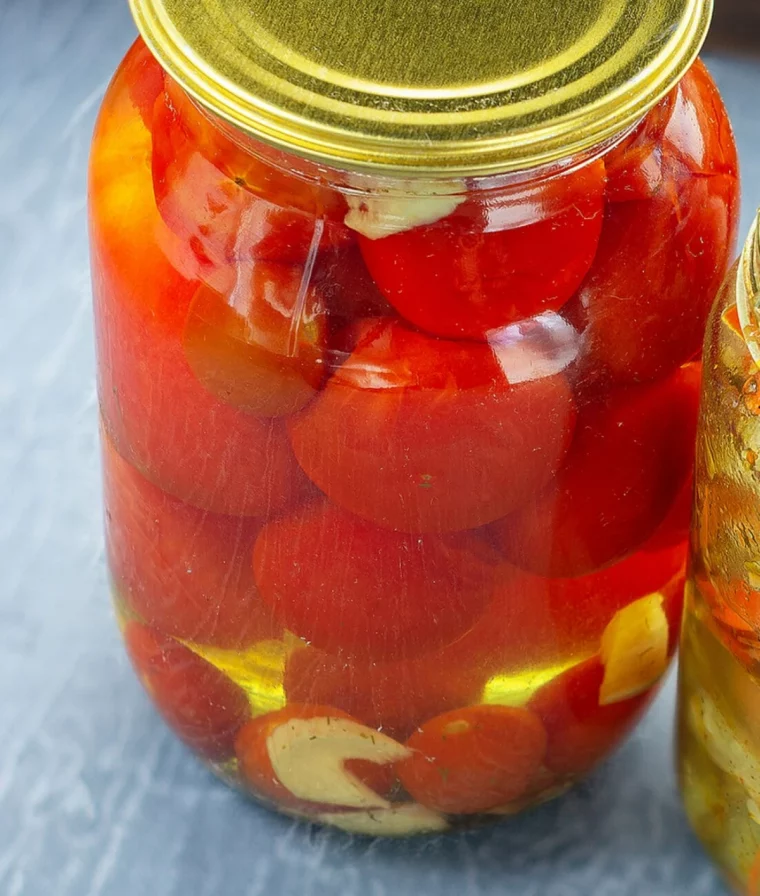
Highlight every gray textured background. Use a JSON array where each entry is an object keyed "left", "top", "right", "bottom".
[{"left": 1, "top": 1, "right": 759, "bottom": 893}]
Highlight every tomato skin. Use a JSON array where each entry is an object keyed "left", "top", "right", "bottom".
[
  {"left": 125, "top": 623, "right": 251, "bottom": 761},
  {"left": 182, "top": 264, "right": 327, "bottom": 418},
  {"left": 527, "top": 656, "right": 652, "bottom": 777},
  {"left": 235, "top": 705, "right": 396, "bottom": 811},
  {"left": 95, "top": 250, "right": 309, "bottom": 516},
  {"left": 91, "top": 54, "right": 310, "bottom": 517},
  {"left": 358, "top": 161, "right": 605, "bottom": 341},
  {"left": 284, "top": 646, "right": 487, "bottom": 740},
  {"left": 411, "top": 539, "right": 683, "bottom": 681},
  {"left": 288, "top": 319, "right": 577, "bottom": 534},
  {"left": 397, "top": 705, "right": 548, "bottom": 814},
  {"left": 603, "top": 91, "right": 676, "bottom": 203},
  {"left": 313, "top": 245, "right": 394, "bottom": 337},
  {"left": 152, "top": 84, "right": 352, "bottom": 281},
  {"left": 125, "top": 39, "right": 166, "bottom": 128},
  {"left": 493, "top": 363, "right": 699, "bottom": 578},
  {"left": 253, "top": 501, "right": 495, "bottom": 661},
  {"left": 567, "top": 64, "right": 739, "bottom": 390},
  {"left": 104, "top": 439, "right": 278, "bottom": 649}
]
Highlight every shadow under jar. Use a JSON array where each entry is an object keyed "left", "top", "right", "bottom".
[{"left": 90, "top": 0, "right": 739, "bottom": 835}]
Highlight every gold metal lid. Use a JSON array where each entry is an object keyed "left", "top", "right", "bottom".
[{"left": 129, "top": 0, "right": 712, "bottom": 175}]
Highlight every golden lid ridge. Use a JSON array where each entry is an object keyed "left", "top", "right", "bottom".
[{"left": 130, "top": 0, "right": 713, "bottom": 175}]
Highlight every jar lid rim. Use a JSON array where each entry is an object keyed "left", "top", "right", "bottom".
[{"left": 129, "top": 0, "right": 712, "bottom": 175}]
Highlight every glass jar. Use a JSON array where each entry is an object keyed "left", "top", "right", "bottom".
[
  {"left": 678, "top": 216, "right": 760, "bottom": 892},
  {"left": 90, "top": 0, "right": 739, "bottom": 834}
]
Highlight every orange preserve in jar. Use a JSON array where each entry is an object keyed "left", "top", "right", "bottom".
[{"left": 90, "top": 0, "right": 739, "bottom": 834}]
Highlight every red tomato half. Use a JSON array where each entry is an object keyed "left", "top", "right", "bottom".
[
  {"left": 397, "top": 705, "right": 547, "bottom": 814},
  {"left": 284, "top": 646, "right": 488, "bottom": 740},
  {"left": 494, "top": 364, "right": 700, "bottom": 577},
  {"left": 566, "top": 63, "right": 739, "bottom": 389},
  {"left": 105, "top": 439, "right": 277, "bottom": 649},
  {"left": 288, "top": 319, "right": 577, "bottom": 533},
  {"left": 125, "top": 623, "right": 251, "bottom": 761},
  {"left": 358, "top": 161, "right": 606, "bottom": 340},
  {"left": 253, "top": 502, "right": 495, "bottom": 660},
  {"left": 528, "top": 656, "right": 652, "bottom": 777}
]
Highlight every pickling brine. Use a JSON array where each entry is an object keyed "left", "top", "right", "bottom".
[{"left": 91, "top": 0, "right": 738, "bottom": 834}]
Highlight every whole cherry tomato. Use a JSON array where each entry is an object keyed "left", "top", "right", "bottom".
[
  {"left": 493, "top": 363, "right": 699, "bottom": 577},
  {"left": 182, "top": 263, "right": 327, "bottom": 417},
  {"left": 566, "top": 64, "right": 739, "bottom": 390},
  {"left": 253, "top": 501, "right": 495, "bottom": 661},
  {"left": 397, "top": 705, "right": 548, "bottom": 814},
  {"left": 235, "top": 705, "right": 399, "bottom": 811},
  {"left": 284, "top": 646, "right": 488, "bottom": 740},
  {"left": 288, "top": 319, "right": 577, "bottom": 533},
  {"left": 91, "top": 70, "right": 309, "bottom": 517},
  {"left": 527, "top": 656, "right": 652, "bottom": 777},
  {"left": 105, "top": 439, "right": 278, "bottom": 649},
  {"left": 358, "top": 161, "right": 606, "bottom": 341},
  {"left": 125, "top": 623, "right": 251, "bottom": 761}
]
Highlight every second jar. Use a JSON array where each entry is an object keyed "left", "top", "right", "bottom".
[{"left": 91, "top": 30, "right": 739, "bottom": 832}]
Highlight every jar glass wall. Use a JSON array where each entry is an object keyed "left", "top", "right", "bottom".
[
  {"left": 90, "top": 39, "right": 739, "bottom": 834},
  {"left": 678, "top": 218, "right": 760, "bottom": 892}
]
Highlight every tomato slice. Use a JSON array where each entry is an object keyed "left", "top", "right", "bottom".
[
  {"left": 235, "top": 705, "right": 399, "bottom": 811},
  {"left": 182, "top": 264, "right": 327, "bottom": 417},
  {"left": 253, "top": 501, "right": 495, "bottom": 660},
  {"left": 125, "top": 623, "right": 251, "bottom": 761},
  {"left": 284, "top": 646, "right": 488, "bottom": 740},
  {"left": 105, "top": 439, "right": 278, "bottom": 648},
  {"left": 527, "top": 656, "right": 652, "bottom": 777},
  {"left": 358, "top": 161, "right": 605, "bottom": 340},
  {"left": 397, "top": 705, "right": 548, "bottom": 814},
  {"left": 288, "top": 319, "right": 577, "bottom": 533},
  {"left": 494, "top": 363, "right": 699, "bottom": 577}
]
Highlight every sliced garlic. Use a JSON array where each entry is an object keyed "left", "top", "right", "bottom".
[
  {"left": 318, "top": 804, "right": 449, "bottom": 836},
  {"left": 688, "top": 689, "right": 760, "bottom": 802},
  {"left": 266, "top": 716, "right": 410, "bottom": 809},
  {"left": 599, "top": 593, "right": 669, "bottom": 705},
  {"left": 344, "top": 179, "right": 466, "bottom": 239}
]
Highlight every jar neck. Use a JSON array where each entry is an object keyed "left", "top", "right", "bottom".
[{"left": 189, "top": 79, "right": 632, "bottom": 199}]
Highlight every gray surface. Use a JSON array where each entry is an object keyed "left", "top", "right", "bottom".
[{"left": 1, "top": 1, "right": 759, "bottom": 893}]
